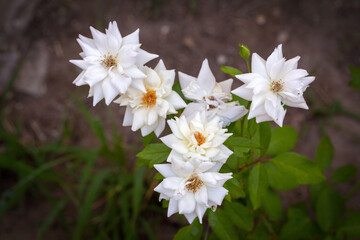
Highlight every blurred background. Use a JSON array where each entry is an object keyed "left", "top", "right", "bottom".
[{"left": 0, "top": 0, "right": 359, "bottom": 239}]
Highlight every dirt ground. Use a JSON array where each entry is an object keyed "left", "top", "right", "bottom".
[{"left": 0, "top": 0, "right": 360, "bottom": 239}]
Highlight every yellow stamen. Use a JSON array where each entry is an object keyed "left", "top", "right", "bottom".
[
  {"left": 102, "top": 55, "right": 117, "bottom": 69},
  {"left": 194, "top": 131, "right": 206, "bottom": 146},
  {"left": 270, "top": 80, "right": 283, "bottom": 93},
  {"left": 142, "top": 89, "right": 157, "bottom": 107},
  {"left": 185, "top": 174, "right": 204, "bottom": 193}
]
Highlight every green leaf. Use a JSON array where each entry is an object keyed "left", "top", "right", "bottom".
[
  {"left": 38, "top": 198, "right": 67, "bottom": 240},
  {"left": 139, "top": 218, "right": 157, "bottom": 240},
  {"left": 74, "top": 169, "right": 109, "bottom": 240},
  {"left": 266, "top": 126, "right": 298, "bottom": 156},
  {"left": 316, "top": 187, "right": 345, "bottom": 232},
  {"left": 174, "top": 219, "right": 202, "bottom": 240},
  {"left": 331, "top": 164, "right": 357, "bottom": 183},
  {"left": 132, "top": 167, "right": 145, "bottom": 220},
  {"left": 224, "top": 136, "right": 261, "bottom": 149},
  {"left": 208, "top": 209, "right": 238, "bottom": 240},
  {"left": 265, "top": 152, "right": 325, "bottom": 190},
  {"left": 252, "top": 122, "right": 271, "bottom": 157},
  {"left": 142, "top": 132, "right": 156, "bottom": 145},
  {"left": 136, "top": 143, "right": 170, "bottom": 167},
  {"left": 220, "top": 66, "right": 243, "bottom": 76},
  {"left": 315, "top": 135, "right": 334, "bottom": 172},
  {"left": 310, "top": 181, "right": 326, "bottom": 209},
  {"left": 239, "top": 44, "right": 251, "bottom": 60},
  {"left": 341, "top": 212, "right": 360, "bottom": 237},
  {"left": 280, "top": 208, "right": 313, "bottom": 240},
  {"left": 248, "top": 163, "right": 268, "bottom": 209},
  {"left": 224, "top": 176, "right": 245, "bottom": 199},
  {"left": 78, "top": 102, "right": 108, "bottom": 150},
  {"left": 78, "top": 151, "right": 97, "bottom": 199},
  {"left": 247, "top": 224, "right": 271, "bottom": 240},
  {"left": 262, "top": 188, "right": 282, "bottom": 221},
  {"left": 349, "top": 66, "right": 360, "bottom": 91},
  {"left": 223, "top": 202, "right": 254, "bottom": 232}
]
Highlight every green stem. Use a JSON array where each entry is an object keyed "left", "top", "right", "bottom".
[
  {"left": 241, "top": 101, "right": 252, "bottom": 136},
  {"left": 239, "top": 157, "right": 270, "bottom": 171},
  {"left": 246, "top": 59, "right": 251, "bottom": 73},
  {"left": 339, "top": 107, "right": 360, "bottom": 123}
]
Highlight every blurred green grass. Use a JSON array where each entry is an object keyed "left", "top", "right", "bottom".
[{"left": 0, "top": 73, "right": 165, "bottom": 239}]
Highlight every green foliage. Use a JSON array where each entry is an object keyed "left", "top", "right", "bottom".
[
  {"left": 349, "top": 66, "right": 360, "bottom": 91},
  {"left": 136, "top": 143, "right": 170, "bottom": 167},
  {"left": 208, "top": 209, "right": 239, "bottom": 240},
  {"left": 224, "top": 175, "right": 246, "bottom": 199},
  {"left": 265, "top": 152, "right": 325, "bottom": 190},
  {"left": 220, "top": 66, "right": 243, "bottom": 76},
  {"left": 331, "top": 164, "right": 357, "bottom": 183},
  {"left": 74, "top": 169, "right": 110, "bottom": 240},
  {"left": 248, "top": 163, "right": 268, "bottom": 209},
  {"left": 280, "top": 207, "right": 314, "bottom": 240},
  {"left": 316, "top": 187, "right": 345, "bottom": 232},
  {"left": 266, "top": 126, "right": 298, "bottom": 155},
  {"left": 262, "top": 188, "right": 282, "bottom": 221},
  {"left": 174, "top": 219, "right": 202, "bottom": 240},
  {"left": 315, "top": 135, "right": 334, "bottom": 172},
  {"left": 223, "top": 201, "right": 254, "bottom": 232},
  {"left": 252, "top": 122, "right": 271, "bottom": 157},
  {"left": 341, "top": 212, "right": 360, "bottom": 237}
]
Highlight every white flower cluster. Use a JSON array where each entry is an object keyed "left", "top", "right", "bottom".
[
  {"left": 70, "top": 21, "right": 186, "bottom": 137},
  {"left": 70, "top": 22, "right": 314, "bottom": 224}
]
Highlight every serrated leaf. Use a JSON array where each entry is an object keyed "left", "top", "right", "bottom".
[
  {"left": 316, "top": 187, "right": 345, "bottom": 232},
  {"left": 349, "top": 66, "right": 360, "bottom": 91},
  {"left": 315, "top": 135, "right": 334, "bottom": 172},
  {"left": 248, "top": 163, "right": 268, "bottom": 209},
  {"left": 221, "top": 66, "right": 243, "bottom": 76},
  {"left": 331, "top": 164, "right": 357, "bottom": 183},
  {"left": 262, "top": 188, "right": 282, "bottom": 221},
  {"left": 266, "top": 126, "right": 298, "bottom": 156},
  {"left": 265, "top": 152, "right": 325, "bottom": 190},
  {"left": 223, "top": 202, "right": 254, "bottom": 232},
  {"left": 174, "top": 219, "right": 202, "bottom": 240},
  {"left": 136, "top": 143, "right": 170, "bottom": 167},
  {"left": 208, "top": 209, "right": 238, "bottom": 240}
]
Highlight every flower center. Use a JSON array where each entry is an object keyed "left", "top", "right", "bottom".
[
  {"left": 102, "top": 55, "right": 118, "bottom": 69},
  {"left": 185, "top": 174, "right": 204, "bottom": 193},
  {"left": 142, "top": 89, "right": 157, "bottom": 107},
  {"left": 270, "top": 80, "right": 283, "bottom": 93},
  {"left": 194, "top": 131, "right": 206, "bottom": 146}
]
